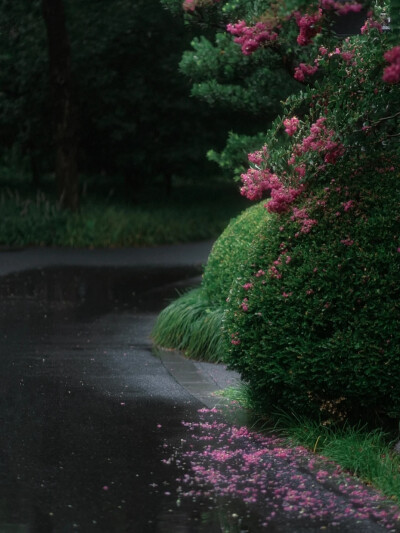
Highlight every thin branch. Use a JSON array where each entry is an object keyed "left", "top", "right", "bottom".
[{"left": 371, "top": 110, "right": 400, "bottom": 127}]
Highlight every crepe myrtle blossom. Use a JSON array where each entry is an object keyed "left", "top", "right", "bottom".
[
  {"left": 342, "top": 200, "right": 355, "bottom": 212},
  {"left": 289, "top": 117, "right": 345, "bottom": 166},
  {"left": 341, "top": 238, "right": 354, "bottom": 246},
  {"left": 383, "top": 46, "right": 400, "bottom": 84},
  {"left": 267, "top": 185, "right": 304, "bottom": 214},
  {"left": 231, "top": 332, "right": 241, "bottom": 345},
  {"left": 361, "top": 15, "right": 383, "bottom": 34},
  {"left": 295, "top": 10, "right": 323, "bottom": 46},
  {"left": 183, "top": 0, "right": 220, "bottom": 11},
  {"left": 248, "top": 144, "right": 269, "bottom": 165},
  {"left": 241, "top": 298, "right": 249, "bottom": 311},
  {"left": 241, "top": 154, "right": 305, "bottom": 214},
  {"left": 320, "top": 0, "right": 363, "bottom": 14},
  {"left": 291, "top": 207, "right": 318, "bottom": 234},
  {"left": 341, "top": 50, "right": 355, "bottom": 64},
  {"left": 294, "top": 63, "right": 318, "bottom": 82},
  {"left": 240, "top": 168, "right": 274, "bottom": 201},
  {"left": 227, "top": 20, "right": 278, "bottom": 55},
  {"left": 283, "top": 117, "right": 300, "bottom": 136}
]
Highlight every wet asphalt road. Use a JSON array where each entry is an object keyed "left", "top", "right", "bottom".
[
  {"left": 0, "top": 244, "right": 399, "bottom": 533},
  {"left": 0, "top": 264, "right": 207, "bottom": 532}
]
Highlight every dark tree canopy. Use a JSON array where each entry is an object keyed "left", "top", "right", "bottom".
[{"left": 0, "top": 0, "right": 245, "bottom": 203}]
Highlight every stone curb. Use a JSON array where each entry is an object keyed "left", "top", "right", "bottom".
[{"left": 154, "top": 346, "right": 241, "bottom": 409}]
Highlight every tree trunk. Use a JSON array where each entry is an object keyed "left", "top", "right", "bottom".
[{"left": 41, "top": 0, "right": 79, "bottom": 210}]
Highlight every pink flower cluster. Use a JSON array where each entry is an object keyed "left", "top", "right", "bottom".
[
  {"left": 294, "top": 63, "right": 318, "bottom": 82},
  {"left": 226, "top": 20, "right": 278, "bottom": 55},
  {"left": 341, "top": 238, "right": 354, "bottom": 246},
  {"left": 240, "top": 168, "right": 275, "bottom": 201},
  {"left": 360, "top": 16, "right": 383, "bottom": 34},
  {"left": 267, "top": 186, "right": 304, "bottom": 214},
  {"left": 289, "top": 117, "right": 345, "bottom": 166},
  {"left": 383, "top": 46, "right": 400, "bottom": 84},
  {"left": 182, "top": 0, "right": 195, "bottom": 11},
  {"left": 240, "top": 298, "right": 249, "bottom": 311},
  {"left": 295, "top": 10, "right": 323, "bottom": 46},
  {"left": 268, "top": 247, "right": 293, "bottom": 280},
  {"left": 320, "top": 0, "right": 363, "bottom": 15},
  {"left": 248, "top": 144, "right": 268, "bottom": 165},
  {"left": 240, "top": 165, "right": 304, "bottom": 214},
  {"left": 295, "top": 164, "right": 306, "bottom": 178},
  {"left": 341, "top": 50, "right": 355, "bottom": 64},
  {"left": 241, "top": 142, "right": 308, "bottom": 214},
  {"left": 283, "top": 117, "right": 300, "bottom": 136},
  {"left": 183, "top": 0, "right": 220, "bottom": 12},
  {"left": 291, "top": 207, "right": 318, "bottom": 235},
  {"left": 342, "top": 200, "right": 355, "bottom": 212},
  {"left": 230, "top": 332, "right": 241, "bottom": 345}
]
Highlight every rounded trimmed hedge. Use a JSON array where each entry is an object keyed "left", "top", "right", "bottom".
[
  {"left": 203, "top": 201, "right": 273, "bottom": 306},
  {"left": 222, "top": 168, "right": 400, "bottom": 424}
]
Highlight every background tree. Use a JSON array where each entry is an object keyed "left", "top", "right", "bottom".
[
  {"left": 163, "top": 0, "right": 300, "bottom": 178},
  {"left": 0, "top": 0, "right": 49, "bottom": 184},
  {"left": 42, "top": 0, "right": 79, "bottom": 210},
  {"left": 0, "top": 0, "right": 240, "bottom": 204}
]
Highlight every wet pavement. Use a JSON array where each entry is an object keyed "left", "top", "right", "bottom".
[
  {"left": 0, "top": 265, "right": 207, "bottom": 532},
  {"left": 0, "top": 246, "right": 399, "bottom": 533}
]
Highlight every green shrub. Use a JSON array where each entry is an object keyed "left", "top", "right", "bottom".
[
  {"left": 223, "top": 166, "right": 400, "bottom": 425},
  {"left": 203, "top": 201, "right": 272, "bottom": 306}
]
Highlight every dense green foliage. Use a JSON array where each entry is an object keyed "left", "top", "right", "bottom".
[
  {"left": 0, "top": 0, "right": 233, "bottom": 192},
  {"left": 161, "top": 0, "right": 299, "bottom": 176},
  {"left": 224, "top": 166, "right": 400, "bottom": 425},
  {"left": 155, "top": 0, "right": 400, "bottom": 427},
  {"left": 202, "top": 201, "right": 271, "bottom": 306}
]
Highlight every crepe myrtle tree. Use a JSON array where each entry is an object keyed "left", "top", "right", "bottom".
[
  {"left": 203, "top": 0, "right": 400, "bottom": 216},
  {"left": 162, "top": 0, "right": 398, "bottom": 178}
]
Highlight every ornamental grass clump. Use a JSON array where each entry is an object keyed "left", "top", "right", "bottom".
[{"left": 152, "top": 288, "right": 226, "bottom": 361}]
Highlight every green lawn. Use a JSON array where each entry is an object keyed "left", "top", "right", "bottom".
[{"left": 0, "top": 176, "right": 249, "bottom": 247}]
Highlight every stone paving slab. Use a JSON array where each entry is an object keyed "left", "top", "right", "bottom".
[{"left": 155, "top": 347, "right": 241, "bottom": 409}]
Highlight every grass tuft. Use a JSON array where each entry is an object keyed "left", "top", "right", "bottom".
[{"left": 151, "top": 288, "right": 226, "bottom": 362}]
